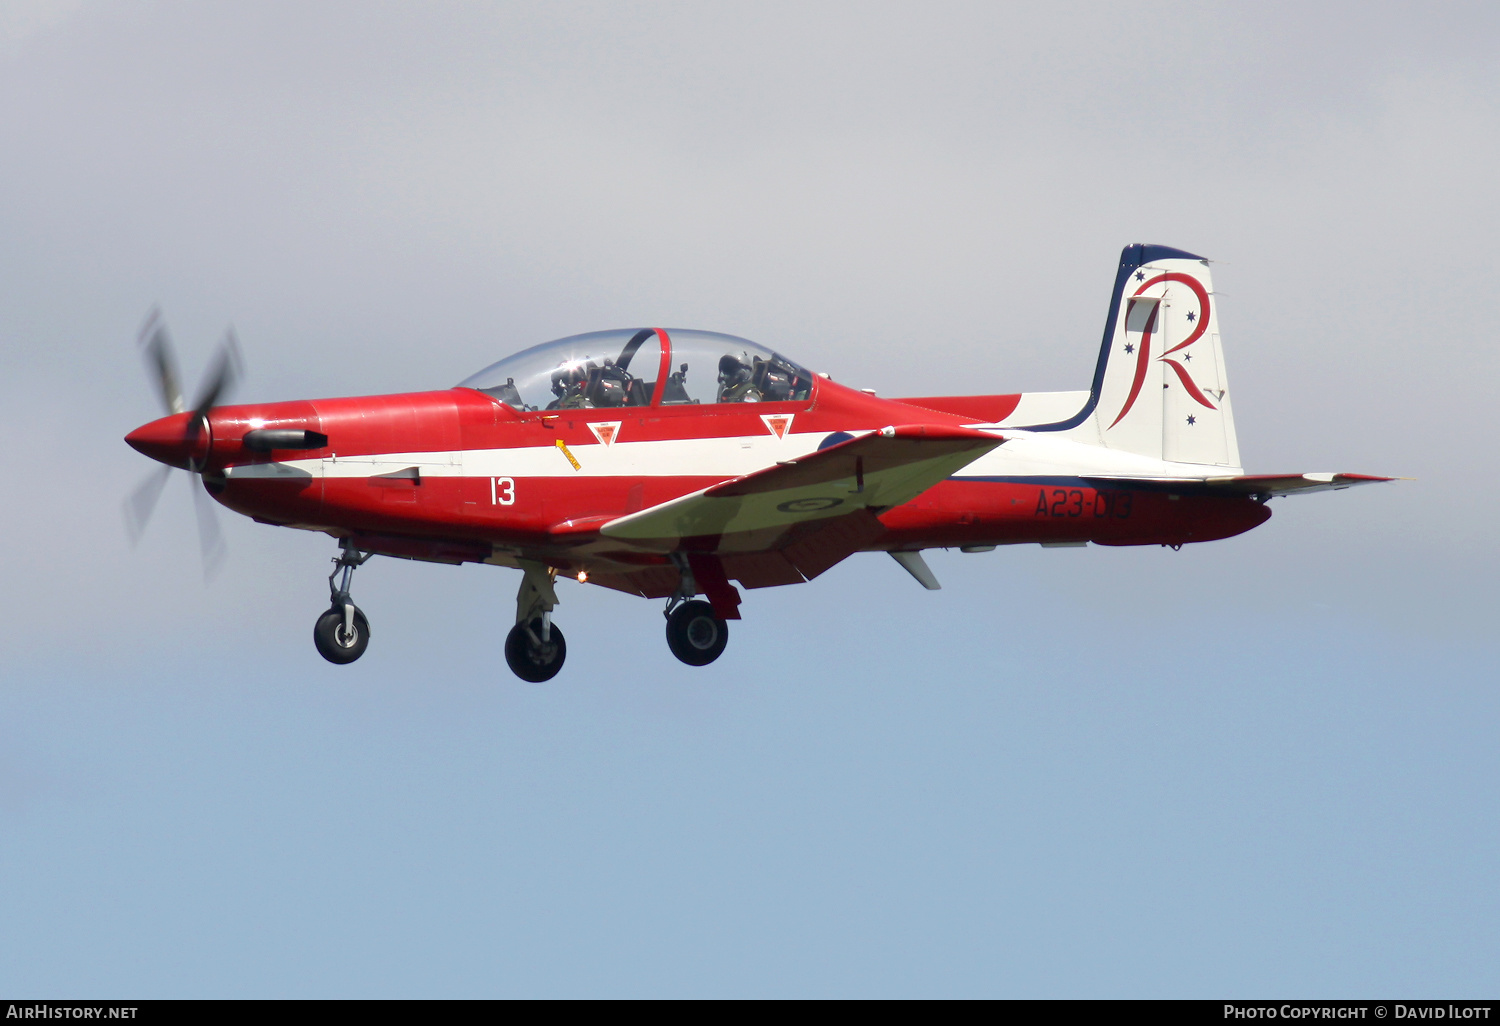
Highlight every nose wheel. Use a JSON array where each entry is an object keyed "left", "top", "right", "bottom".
[
  {"left": 666, "top": 599, "right": 729, "bottom": 666},
  {"left": 505, "top": 617, "right": 567, "bottom": 682},
  {"left": 315, "top": 605, "right": 370, "bottom": 663},
  {"left": 315, "top": 541, "right": 372, "bottom": 665},
  {"left": 504, "top": 561, "right": 567, "bottom": 681}
]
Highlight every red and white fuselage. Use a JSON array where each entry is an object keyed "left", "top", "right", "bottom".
[{"left": 125, "top": 244, "right": 1390, "bottom": 673}]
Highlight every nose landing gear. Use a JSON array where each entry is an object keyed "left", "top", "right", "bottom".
[
  {"left": 314, "top": 541, "right": 371, "bottom": 665},
  {"left": 505, "top": 561, "right": 567, "bottom": 682}
]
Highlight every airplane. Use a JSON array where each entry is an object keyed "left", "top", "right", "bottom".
[{"left": 124, "top": 243, "right": 1392, "bottom": 681}]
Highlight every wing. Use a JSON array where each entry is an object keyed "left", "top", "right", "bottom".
[
  {"left": 335, "top": 427, "right": 998, "bottom": 599},
  {"left": 1084, "top": 472, "right": 1397, "bottom": 497},
  {"left": 601, "top": 424, "right": 1002, "bottom": 547}
]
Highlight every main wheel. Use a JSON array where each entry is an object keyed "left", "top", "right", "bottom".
[
  {"left": 314, "top": 605, "right": 370, "bottom": 664},
  {"left": 666, "top": 600, "right": 729, "bottom": 666},
  {"left": 505, "top": 618, "right": 567, "bottom": 682}
]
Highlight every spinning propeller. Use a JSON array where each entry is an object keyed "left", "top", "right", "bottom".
[{"left": 123, "top": 308, "right": 244, "bottom": 578}]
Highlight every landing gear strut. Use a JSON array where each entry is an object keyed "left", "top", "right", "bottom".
[
  {"left": 664, "top": 556, "right": 729, "bottom": 666},
  {"left": 505, "top": 561, "right": 566, "bottom": 682},
  {"left": 314, "top": 540, "right": 371, "bottom": 664}
]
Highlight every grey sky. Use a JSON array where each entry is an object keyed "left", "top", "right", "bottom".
[{"left": 1, "top": 2, "right": 1496, "bottom": 996}]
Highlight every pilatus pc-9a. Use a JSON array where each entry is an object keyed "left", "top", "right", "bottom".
[{"left": 125, "top": 244, "right": 1390, "bottom": 681}]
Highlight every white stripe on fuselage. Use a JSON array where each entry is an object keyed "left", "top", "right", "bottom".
[
  {"left": 222, "top": 429, "right": 1241, "bottom": 484},
  {"left": 224, "top": 431, "right": 840, "bottom": 480}
]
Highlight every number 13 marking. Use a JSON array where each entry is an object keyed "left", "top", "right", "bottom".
[{"left": 490, "top": 477, "right": 516, "bottom": 505}]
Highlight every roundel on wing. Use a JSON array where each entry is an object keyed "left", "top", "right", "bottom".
[
  {"left": 776, "top": 497, "right": 844, "bottom": 513},
  {"left": 818, "top": 432, "right": 855, "bottom": 451}
]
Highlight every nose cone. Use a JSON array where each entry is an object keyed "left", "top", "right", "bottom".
[{"left": 125, "top": 412, "right": 200, "bottom": 469}]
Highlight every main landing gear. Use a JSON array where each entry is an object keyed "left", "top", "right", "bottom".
[
  {"left": 314, "top": 540, "right": 371, "bottom": 665},
  {"left": 505, "top": 561, "right": 567, "bottom": 682},
  {"left": 308, "top": 545, "right": 730, "bottom": 678},
  {"left": 663, "top": 556, "right": 730, "bottom": 667},
  {"left": 665, "top": 598, "right": 729, "bottom": 666},
  {"left": 498, "top": 556, "right": 730, "bottom": 680}
]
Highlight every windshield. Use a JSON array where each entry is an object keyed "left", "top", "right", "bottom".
[{"left": 458, "top": 328, "right": 815, "bottom": 410}]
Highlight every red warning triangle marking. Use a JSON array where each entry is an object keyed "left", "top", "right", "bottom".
[
  {"left": 761, "top": 413, "right": 794, "bottom": 439},
  {"left": 588, "top": 421, "right": 621, "bottom": 447}
]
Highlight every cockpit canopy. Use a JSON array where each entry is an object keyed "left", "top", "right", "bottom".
[{"left": 457, "top": 328, "right": 816, "bottom": 412}]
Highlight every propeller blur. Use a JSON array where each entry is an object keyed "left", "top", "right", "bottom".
[{"left": 123, "top": 309, "right": 241, "bottom": 578}]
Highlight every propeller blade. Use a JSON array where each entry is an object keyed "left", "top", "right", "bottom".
[
  {"left": 138, "top": 309, "right": 185, "bottom": 416},
  {"left": 192, "top": 476, "right": 227, "bottom": 580},
  {"left": 189, "top": 328, "right": 244, "bottom": 421},
  {"left": 123, "top": 464, "right": 173, "bottom": 544},
  {"left": 127, "top": 314, "right": 242, "bottom": 581}
]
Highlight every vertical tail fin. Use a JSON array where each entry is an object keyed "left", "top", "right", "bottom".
[{"left": 1026, "top": 244, "right": 1241, "bottom": 469}]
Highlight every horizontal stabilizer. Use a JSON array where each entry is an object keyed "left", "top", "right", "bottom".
[
  {"left": 1084, "top": 472, "right": 1396, "bottom": 497},
  {"left": 600, "top": 425, "right": 1001, "bottom": 544}
]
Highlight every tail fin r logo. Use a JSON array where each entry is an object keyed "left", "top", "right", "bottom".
[{"left": 1109, "top": 272, "right": 1218, "bottom": 428}]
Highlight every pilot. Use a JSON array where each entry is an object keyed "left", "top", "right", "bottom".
[
  {"left": 546, "top": 363, "right": 593, "bottom": 410},
  {"left": 717, "top": 353, "right": 761, "bottom": 403}
]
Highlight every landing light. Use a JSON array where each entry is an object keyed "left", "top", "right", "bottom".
[{"left": 576, "top": 571, "right": 588, "bottom": 583}]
